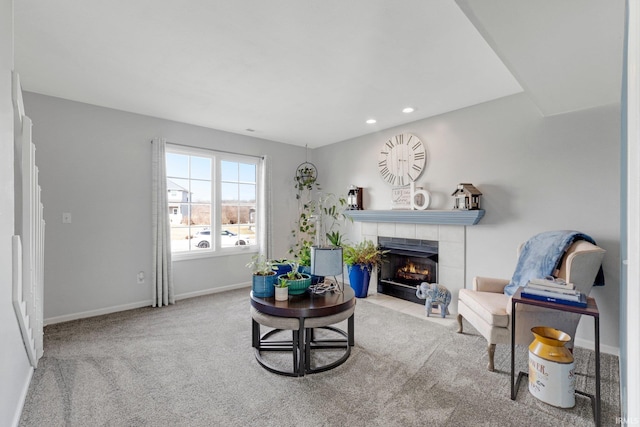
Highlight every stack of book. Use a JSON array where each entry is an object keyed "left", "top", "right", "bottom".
[{"left": 521, "top": 278, "right": 588, "bottom": 308}]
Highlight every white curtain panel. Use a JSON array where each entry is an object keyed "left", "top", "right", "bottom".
[
  {"left": 258, "top": 155, "right": 272, "bottom": 259},
  {"left": 151, "top": 137, "right": 174, "bottom": 307}
]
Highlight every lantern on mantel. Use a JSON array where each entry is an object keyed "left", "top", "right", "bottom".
[
  {"left": 347, "top": 185, "right": 363, "bottom": 210},
  {"left": 451, "top": 183, "right": 482, "bottom": 210}
]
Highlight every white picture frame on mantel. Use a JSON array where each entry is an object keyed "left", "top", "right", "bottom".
[
  {"left": 391, "top": 187, "right": 412, "bottom": 210},
  {"left": 391, "top": 183, "right": 430, "bottom": 210}
]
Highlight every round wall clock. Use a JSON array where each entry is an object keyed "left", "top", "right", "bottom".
[{"left": 377, "top": 133, "right": 426, "bottom": 186}]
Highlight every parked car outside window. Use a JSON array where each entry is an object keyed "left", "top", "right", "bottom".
[{"left": 192, "top": 229, "right": 253, "bottom": 248}]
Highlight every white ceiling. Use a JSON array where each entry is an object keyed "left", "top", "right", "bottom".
[{"left": 13, "top": 1, "right": 623, "bottom": 148}]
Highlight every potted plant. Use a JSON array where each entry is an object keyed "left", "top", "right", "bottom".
[
  {"left": 343, "top": 240, "right": 388, "bottom": 298},
  {"left": 310, "top": 193, "right": 351, "bottom": 278},
  {"left": 314, "top": 193, "right": 349, "bottom": 246},
  {"left": 274, "top": 277, "right": 289, "bottom": 301},
  {"left": 289, "top": 191, "right": 350, "bottom": 277},
  {"left": 246, "top": 254, "right": 278, "bottom": 298},
  {"left": 295, "top": 164, "right": 319, "bottom": 194},
  {"left": 271, "top": 258, "right": 293, "bottom": 277},
  {"left": 277, "top": 260, "right": 312, "bottom": 296}
]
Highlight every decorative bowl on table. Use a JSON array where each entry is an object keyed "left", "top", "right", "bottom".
[{"left": 278, "top": 273, "right": 312, "bottom": 295}]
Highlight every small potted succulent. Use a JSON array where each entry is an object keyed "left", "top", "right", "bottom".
[
  {"left": 246, "top": 254, "right": 278, "bottom": 298},
  {"left": 274, "top": 277, "right": 289, "bottom": 301}
]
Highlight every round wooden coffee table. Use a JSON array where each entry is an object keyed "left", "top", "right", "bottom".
[{"left": 251, "top": 286, "right": 356, "bottom": 376}]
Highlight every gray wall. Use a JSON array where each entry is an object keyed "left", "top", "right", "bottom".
[
  {"left": 23, "top": 92, "right": 304, "bottom": 322},
  {"left": 21, "top": 88, "right": 621, "bottom": 352},
  {"left": 1, "top": 0, "right": 34, "bottom": 425},
  {"left": 314, "top": 93, "right": 621, "bottom": 352}
]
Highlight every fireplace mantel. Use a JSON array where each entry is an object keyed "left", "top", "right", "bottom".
[{"left": 346, "top": 209, "right": 484, "bottom": 225}]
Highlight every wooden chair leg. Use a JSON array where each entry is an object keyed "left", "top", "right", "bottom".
[
  {"left": 487, "top": 343, "right": 496, "bottom": 372},
  {"left": 456, "top": 314, "right": 464, "bottom": 333}
]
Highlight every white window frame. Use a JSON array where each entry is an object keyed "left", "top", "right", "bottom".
[{"left": 166, "top": 144, "right": 259, "bottom": 261}]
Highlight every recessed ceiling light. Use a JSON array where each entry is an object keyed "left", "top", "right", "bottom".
[
  {"left": 402, "top": 107, "right": 415, "bottom": 113},
  {"left": 366, "top": 119, "right": 377, "bottom": 124}
]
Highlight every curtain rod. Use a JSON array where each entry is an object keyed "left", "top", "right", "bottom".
[{"left": 151, "top": 139, "right": 265, "bottom": 160}]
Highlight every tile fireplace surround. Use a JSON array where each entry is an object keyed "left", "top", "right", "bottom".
[{"left": 352, "top": 221, "right": 468, "bottom": 314}]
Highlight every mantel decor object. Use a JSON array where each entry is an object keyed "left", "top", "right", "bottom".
[
  {"left": 451, "top": 183, "right": 482, "bottom": 210},
  {"left": 391, "top": 182, "right": 431, "bottom": 210},
  {"left": 377, "top": 133, "right": 426, "bottom": 187},
  {"left": 347, "top": 185, "right": 363, "bottom": 210}
]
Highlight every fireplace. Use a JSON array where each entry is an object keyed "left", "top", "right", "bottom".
[{"left": 378, "top": 237, "right": 438, "bottom": 304}]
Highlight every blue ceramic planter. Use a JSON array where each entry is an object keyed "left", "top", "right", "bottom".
[
  {"left": 348, "top": 264, "right": 372, "bottom": 298},
  {"left": 271, "top": 262, "right": 292, "bottom": 276},
  {"left": 252, "top": 273, "right": 278, "bottom": 297}
]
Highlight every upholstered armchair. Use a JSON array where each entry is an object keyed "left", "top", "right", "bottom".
[{"left": 457, "top": 239, "right": 605, "bottom": 371}]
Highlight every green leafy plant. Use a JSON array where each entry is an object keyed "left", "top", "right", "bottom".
[
  {"left": 289, "top": 195, "right": 317, "bottom": 266},
  {"left": 276, "top": 277, "right": 289, "bottom": 288},
  {"left": 343, "top": 240, "right": 389, "bottom": 270},
  {"left": 245, "top": 254, "right": 276, "bottom": 276},
  {"left": 298, "top": 244, "right": 312, "bottom": 267},
  {"left": 290, "top": 191, "right": 351, "bottom": 264},
  {"left": 317, "top": 193, "right": 351, "bottom": 248},
  {"left": 295, "top": 165, "right": 319, "bottom": 193},
  {"left": 283, "top": 260, "right": 305, "bottom": 280},
  {"left": 326, "top": 230, "right": 343, "bottom": 247}
]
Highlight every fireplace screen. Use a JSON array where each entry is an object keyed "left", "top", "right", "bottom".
[{"left": 378, "top": 237, "right": 438, "bottom": 304}]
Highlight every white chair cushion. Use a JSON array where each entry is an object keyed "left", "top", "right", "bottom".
[{"left": 458, "top": 289, "right": 510, "bottom": 328}]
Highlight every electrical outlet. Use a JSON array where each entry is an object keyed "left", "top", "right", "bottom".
[{"left": 137, "top": 271, "right": 145, "bottom": 284}]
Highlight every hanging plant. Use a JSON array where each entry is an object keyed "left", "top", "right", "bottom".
[
  {"left": 295, "top": 161, "right": 318, "bottom": 193},
  {"left": 294, "top": 145, "right": 320, "bottom": 197}
]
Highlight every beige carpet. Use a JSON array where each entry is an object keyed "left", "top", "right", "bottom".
[{"left": 20, "top": 288, "right": 620, "bottom": 426}]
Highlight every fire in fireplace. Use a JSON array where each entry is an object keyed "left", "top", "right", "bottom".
[
  {"left": 396, "top": 260, "right": 435, "bottom": 285},
  {"left": 378, "top": 237, "right": 438, "bottom": 304}
]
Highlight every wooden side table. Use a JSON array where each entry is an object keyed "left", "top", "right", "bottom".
[{"left": 510, "top": 287, "right": 601, "bottom": 427}]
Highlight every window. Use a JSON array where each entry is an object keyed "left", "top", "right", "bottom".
[{"left": 166, "top": 145, "right": 258, "bottom": 257}]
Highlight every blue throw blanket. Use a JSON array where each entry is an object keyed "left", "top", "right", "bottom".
[{"left": 503, "top": 230, "right": 605, "bottom": 296}]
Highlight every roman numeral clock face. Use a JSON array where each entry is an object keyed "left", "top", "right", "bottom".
[{"left": 377, "top": 133, "right": 426, "bottom": 186}]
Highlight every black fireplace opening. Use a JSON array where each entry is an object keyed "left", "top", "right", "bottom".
[{"left": 378, "top": 237, "right": 438, "bottom": 305}]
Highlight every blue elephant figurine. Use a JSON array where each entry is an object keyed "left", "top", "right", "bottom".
[{"left": 415, "top": 282, "right": 451, "bottom": 318}]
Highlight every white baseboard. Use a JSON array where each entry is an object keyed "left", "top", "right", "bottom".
[
  {"left": 43, "top": 282, "right": 252, "bottom": 325},
  {"left": 175, "top": 282, "right": 250, "bottom": 301},
  {"left": 574, "top": 337, "right": 620, "bottom": 357},
  {"left": 12, "top": 367, "right": 33, "bottom": 427},
  {"left": 44, "top": 300, "right": 153, "bottom": 325}
]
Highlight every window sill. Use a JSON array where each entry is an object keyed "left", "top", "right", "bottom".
[{"left": 172, "top": 245, "right": 257, "bottom": 261}]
